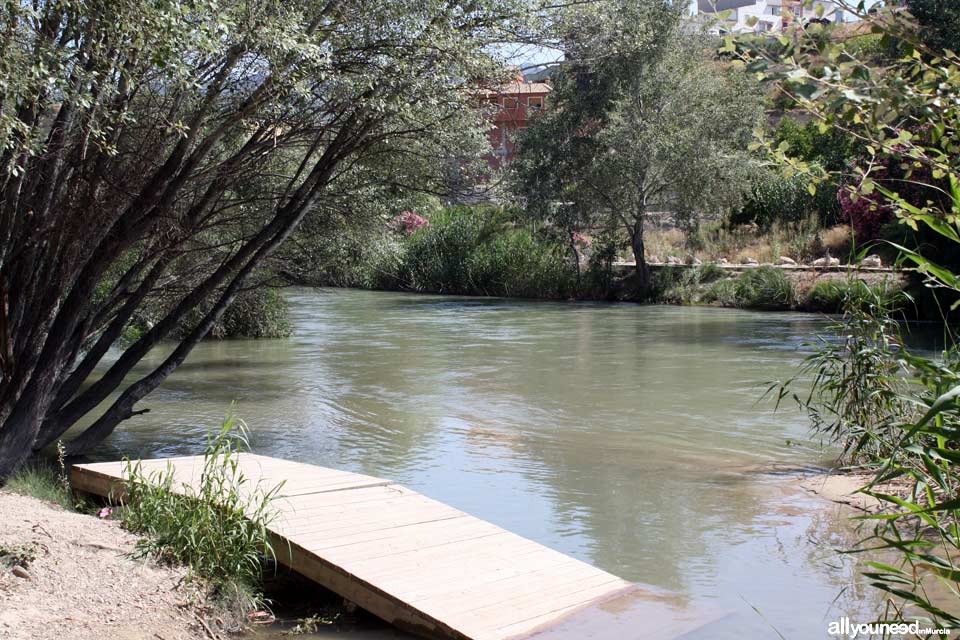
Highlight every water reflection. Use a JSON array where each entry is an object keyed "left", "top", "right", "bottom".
[{"left": 80, "top": 289, "right": 890, "bottom": 638}]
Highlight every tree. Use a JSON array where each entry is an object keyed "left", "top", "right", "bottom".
[
  {"left": 906, "top": 0, "right": 960, "bottom": 55},
  {"left": 512, "top": 0, "right": 762, "bottom": 290},
  {"left": 0, "top": 0, "right": 523, "bottom": 479}
]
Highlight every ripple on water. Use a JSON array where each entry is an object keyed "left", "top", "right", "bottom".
[{"left": 86, "top": 289, "right": 898, "bottom": 639}]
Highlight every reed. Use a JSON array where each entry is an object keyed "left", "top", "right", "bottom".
[{"left": 121, "top": 413, "right": 282, "bottom": 605}]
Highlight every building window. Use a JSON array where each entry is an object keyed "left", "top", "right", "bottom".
[
  {"left": 503, "top": 97, "right": 518, "bottom": 109},
  {"left": 768, "top": 5, "right": 780, "bottom": 15},
  {"left": 528, "top": 96, "right": 544, "bottom": 110}
]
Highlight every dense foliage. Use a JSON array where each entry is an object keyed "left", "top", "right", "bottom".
[
  {"left": 737, "top": 0, "right": 960, "bottom": 626},
  {"left": 512, "top": 0, "right": 762, "bottom": 289},
  {"left": 299, "top": 205, "right": 577, "bottom": 299},
  {"left": 0, "top": 0, "right": 526, "bottom": 476},
  {"left": 731, "top": 168, "right": 821, "bottom": 229},
  {"left": 123, "top": 415, "right": 280, "bottom": 610},
  {"left": 908, "top": 0, "right": 960, "bottom": 55},
  {"left": 401, "top": 207, "right": 575, "bottom": 298}
]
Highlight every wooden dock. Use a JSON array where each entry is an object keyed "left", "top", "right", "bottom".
[{"left": 71, "top": 454, "right": 713, "bottom": 640}]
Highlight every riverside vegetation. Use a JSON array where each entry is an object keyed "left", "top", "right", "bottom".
[
  {"left": 750, "top": 0, "right": 960, "bottom": 630},
  {"left": 268, "top": 1, "right": 925, "bottom": 316},
  {"left": 2, "top": 0, "right": 959, "bottom": 634},
  {"left": 4, "top": 414, "right": 285, "bottom": 629},
  {"left": 122, "top": 414, "right": 281, "bottom": 616}
]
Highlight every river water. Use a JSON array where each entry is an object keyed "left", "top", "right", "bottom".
[{"left": 84, "top": 289, "right": 887, "bottom": 638}]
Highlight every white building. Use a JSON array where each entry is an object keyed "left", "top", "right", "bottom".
[{"left": 695, "top": 0, "right": 850, "bottom": 34}]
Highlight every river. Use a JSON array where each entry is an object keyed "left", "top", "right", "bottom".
[{"left": 83, "top": 289, "right": 886, "bottom": 638}]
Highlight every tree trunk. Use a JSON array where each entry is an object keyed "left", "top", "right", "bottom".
[
  {"left": 629, "top": 227, "right": 650, "bottom": 293},
  {"left": 567, "top": 231, "right": 582, "bottom": 295}
]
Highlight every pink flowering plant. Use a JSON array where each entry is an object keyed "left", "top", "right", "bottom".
[
  {"left": 389, "top": 211, "right": 430, "bottom": 235},
  {"left": 838, "top": 146, "right": 944, "bottom": 242}
]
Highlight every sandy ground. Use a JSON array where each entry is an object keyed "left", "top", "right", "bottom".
[
  {"left": 0, "top": 491, "right": 209, "bottom": 640},
  {"left": 795, "top": 470, "right": 912, "bottom": 513}
]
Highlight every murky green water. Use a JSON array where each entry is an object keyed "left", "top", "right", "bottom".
[{"left": 85, "top": 289, "right": 886, "bottom": 638}]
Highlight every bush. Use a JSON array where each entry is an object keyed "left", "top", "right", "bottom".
[
  {"left": 466, "top": 230, "right": 574, "bottom": 298},
  {"left": 122, "top": 414, "right": 280, "bottom": 606},
  {"left": 733, "top": 266, "right": 795, "bottom": 309},
  {"left": 402, "top": 205, "right": 504, "bottom": 294},
  {"left": 773, "top": 117, "right": 855, "bottom": 174},
  {"left": 401, "top": 206, "right": 575, "bottom": 298},
  {"left": 703, "top": 277, "right": 738, "bottom": 306},
  {"left": 649, "top": 264, "right": 734, "bottom": 305},
  {"left": 361, "top": 236, "right": 407, "bottom": 290},
  {"left": 805, "top": 277, "right": 906, "bottom": 314},
  {"left": 805, "top": 279, "right": 845, "bottom": 313},
  {"left": 730, "top": 169, "right": 812, "bottom": 229},
  {"left": 157, "top": 280, "right": 292, "bottom": 340},
  {"left": 842, "top": 33, "right": 891, "bottom": 64},
  {"left": 219, "top": 287, "right": 292, "bottom": 339}
]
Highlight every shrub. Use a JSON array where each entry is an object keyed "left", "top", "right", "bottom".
[
  {"left": 361, "top": 236, "right": 407, "bottom": 290},
  {"left": 122, "top": 414, "right": 281, "bottom": 605},
  {"left": 219, "top": 287, "right": 292, "bottom": 339},
  {"left": 401, "top": 206, "right": 575, "bottom": 298},
  {"left": 697, "top": 263, "right": 726, "bottom": 283},
  {"left": 733, "top": 266, "right": 794, "bottom": 309},
  {"left": 402, "top": 206, "right": 502, "bottom": 294},
  {"left": 842, "top": 33, "right": 890, "bottom": 63},
  {"left": 466, "top": 230, "right": 574, "bottom": 298},
  {"left": 703, "top": 277, "right": 738, "bottom": 306},
  {"left": 389, "top": 211, "right": 430, "bottom": 235},
  {"left": 838, "top": 186, "right": 892, "bottom": 241},
  {"left": 805, "top": 279, "right": 845, "bottom": 313},
  {"left": 773, "top": 117, "right": 855, "bottom": 174},
  {"left": 649, "top": 264, "right": 734, "bottom": 305},
  {"left": 731, "top": 168, "right": 814, "bottom": 229},
  {"left": 161, "top": 281, "right": 292, "bottom": 340}
]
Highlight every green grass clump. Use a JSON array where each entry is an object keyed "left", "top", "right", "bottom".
[
  {"left": 650, "top": 264, "right": 733, "bottom": 305},
  {"left": 734, "top": 266, "right": 795, "bottom": 310},
  {"left": 805, "top": 277, "right": 907, "bottom": 314},
  {"left": 703, "top": 278, "right": 739, "bottom": 306},
  {"left": 0, "top": 542, "right": 40, "bottom": 569},
  {"left": 6, "top": 445, "right": 75, "bottom": 510},
  {"left": 121, "top": 413, "right": 282, "bottom": 607}
]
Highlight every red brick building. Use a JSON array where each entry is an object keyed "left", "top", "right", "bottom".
[{"left": 481, "top": 71, "right": 550, "bottom": 171}]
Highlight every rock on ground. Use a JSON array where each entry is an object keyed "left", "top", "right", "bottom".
[{"left": 0, "top": 491, "right": 208, "bottom": 640}]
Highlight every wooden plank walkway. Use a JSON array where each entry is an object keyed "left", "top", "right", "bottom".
[{"left": 71, "top": 454, "right": 714, "bottom": 640}]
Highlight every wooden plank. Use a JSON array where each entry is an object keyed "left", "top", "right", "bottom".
[{"left": 71, "top": 454, "right": 706, "bottom": 640}]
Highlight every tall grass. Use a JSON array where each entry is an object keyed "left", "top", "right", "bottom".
[
  {"left": 649, "top": 263, "right": 730, "bottom": 305},
  {"left": 805, "top": 277, "right": 907, "bottom": 314},
  {"left": 122, "top": 414, "right": 282, "bottom": 605},
  {"left": 733, "top": 266, "right": 795, "bottom": 310},
  {"left": 775, "top": 280, "right": 911, "bottom": 462},
  {"left": 775, "top": 272, "right": 960, "bottom": 628},
  {"left": 400, "top": 206, "right": 575, "bottom": 298},
  {"left": 6, "top": 442, "right": 78, "bottom": 510}
]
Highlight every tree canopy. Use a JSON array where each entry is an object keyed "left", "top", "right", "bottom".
[
  {"left": 512, "top": 0, "right": 762, "bottom": 288},
  {"left": 0, "top": 0, "right": 526, "bottom": 478}
]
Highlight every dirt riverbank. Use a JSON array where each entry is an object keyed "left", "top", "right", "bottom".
[
  {"left": 0, "top": 490, "right": 211, "bottom": 640},
  {"left": 794, "top": 469, "right": 915, "bottom": 513}
]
